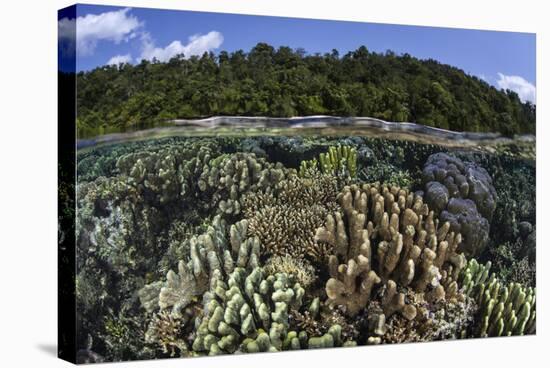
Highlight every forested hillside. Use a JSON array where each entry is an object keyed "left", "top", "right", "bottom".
[{"left": 76, "top": 43, "right": 535, "bottom": 137}]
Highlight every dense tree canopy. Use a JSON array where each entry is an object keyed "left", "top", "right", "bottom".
[{"left": 76, "top": 43, "right": 535, "bottom": 137}]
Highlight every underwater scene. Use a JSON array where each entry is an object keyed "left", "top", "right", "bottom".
[{"left": 74, "top": 120, "right": 536, "bottom": 363}]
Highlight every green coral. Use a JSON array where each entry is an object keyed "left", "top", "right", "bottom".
[
  {"left": 192, "top": 267, "right": 354, "bottom": 355},
  {"left": 192, "top": 267, "right": 305, "bottom": 355},
  {"left": 299, "top": 145, "right": 357, "bottom": 179},
  {"left": 139, "top": 215, "right": 261, "bottom": 316},
  {"left": 459, "top": 259, "right": 536, "bottom": 337}
]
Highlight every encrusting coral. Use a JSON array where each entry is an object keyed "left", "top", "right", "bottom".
[
  {"left": 315, "top": 183, "right": 468, "bottom": 345},
  {"left": 459, "top": 259, "right": 536, "bottom": 337}
]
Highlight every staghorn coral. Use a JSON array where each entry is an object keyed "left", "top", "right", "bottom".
[
  {"left": 265, "top": 255, "right": 317, "bottom": 289},
  {"left": 459, "top": 259, "right": 536, "bottom": 337},
  {"left": 299, "top": 145, "right": 357, "bottom": 179},
  {"left": 316, "top": 183, "right": 467, "bottom": 321},
  {"left": 244, "top": 171, "right": 339, "bottom": 262}
]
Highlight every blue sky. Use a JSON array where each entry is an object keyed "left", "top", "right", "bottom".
[{"left": 58, "top": 4, "right": 536, "bottom": 103}]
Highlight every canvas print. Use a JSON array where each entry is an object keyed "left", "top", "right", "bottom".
[{"left": 58, "top": 4, "right": 536, "bottom": 364}]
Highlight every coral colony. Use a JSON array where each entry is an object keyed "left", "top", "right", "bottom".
[{"left": 70, "top": 136, "right": 535, "bottom": 363}]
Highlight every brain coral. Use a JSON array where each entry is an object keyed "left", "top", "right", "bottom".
[{"left": 421, "top": 153, "right": 497, "bottom": 256}]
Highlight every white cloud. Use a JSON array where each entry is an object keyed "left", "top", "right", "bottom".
[
  {"left": 139, "top": 31, "right": 224, "bottom": 62},
  {"left": 496, "top": 73, "right": 536, "bottom": 103},
  {"left": 58, "top": 8, "right": 142, "bottom": 56},
  {"left": 107, "top": 54, "right": 133, "bottom": 66}
]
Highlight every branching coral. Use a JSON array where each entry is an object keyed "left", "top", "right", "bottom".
[
  {"left": 192, "top": 267, "right": 354, "bottom": 355},
  {"left": 459, "top": 259, "right": 536, "bottom": 337},
  {"left": 198, "top": 152, "right": 288, "bottom": 215},
  {"left": 139, "top": 215, "right": 261, "bottom": 316},
  {"left": 139, "top": 216, "right": 264, "bottom": 355},
  {"left": 299, "top": 145, "right": 357, "bottom": 179},
  {"left": 265, "top": 255, "right": 317, "bottom": 289},
  {"left": 192, "top": 267, "right": 304, "bottom": 354},
  {"left": 244, "top": 172, "right": 339, "bottom": 261},
  {"left": 115, "top": 143, "right": 217, "bottom": 205},
  {"left": 315, "top": 183, "right": 467, "bottom": 327}
]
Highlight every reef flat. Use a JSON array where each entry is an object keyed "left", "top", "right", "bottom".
[{"left": 73, "top": 134, "right": 535, "bottom": 363}]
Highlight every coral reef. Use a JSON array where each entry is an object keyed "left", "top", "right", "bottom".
[{"left": 74, "top": 135, "right": 535, "bottom": 361}]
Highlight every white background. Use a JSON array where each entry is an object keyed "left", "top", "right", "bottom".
[{"left": 0, "top": 0, "right": 548, "bottom": 366}]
